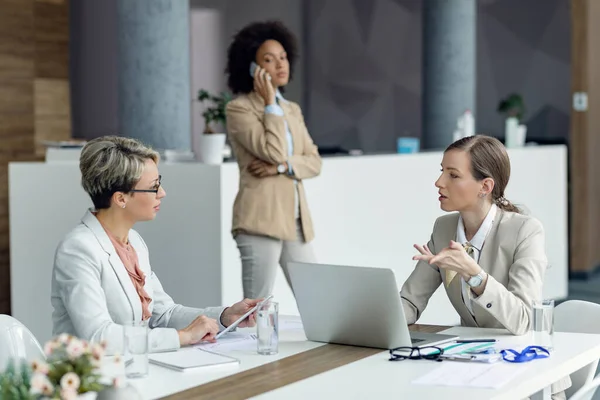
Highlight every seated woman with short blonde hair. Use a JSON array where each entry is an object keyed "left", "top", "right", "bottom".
[{"left": 51, "top": 136, "right": 260, "bottom": 354}]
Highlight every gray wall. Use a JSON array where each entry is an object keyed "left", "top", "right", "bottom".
[
  {"left": 70, "top": 0, "right": 570, "bottom": 150},
  {"left": 70, "top": 0, "right": 118, "bottom": 139},
  {"left": 305, "top": 0, "right": 571, "bottom": 151}
]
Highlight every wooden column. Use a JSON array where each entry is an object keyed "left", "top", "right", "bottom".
[
  {"left": 570, "top": 0, "right": 600, "bottom": 276},
  {"left": 0, "top": 0, "right": 70, "bottom": 314}
]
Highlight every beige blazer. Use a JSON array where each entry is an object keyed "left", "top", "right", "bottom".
[
  {"left": 226, "top": 91, "right": 321, "bottom": 241},
  {"left": 401, "top": 210, "right": 571, "bottom": 394},
  {"left": 400, "top": 209, "right": 547, "bottom": 336}
]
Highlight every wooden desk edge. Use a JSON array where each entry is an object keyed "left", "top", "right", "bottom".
[{"left": 162, "top": 325, "right": 448, "bottom": 400}]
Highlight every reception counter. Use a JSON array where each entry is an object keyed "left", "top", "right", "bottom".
[{"left": 9, "top": 146, "right": 568, "bottom": 342}]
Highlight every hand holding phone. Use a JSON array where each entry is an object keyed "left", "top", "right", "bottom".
[{"left": 250, "top": 62, "right": 275, "bottom": 105}]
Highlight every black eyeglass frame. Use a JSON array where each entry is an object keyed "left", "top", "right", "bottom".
[
  {"left": 388, "top": 346, "right": 444, "bottom": 362},
  {"left": 128, "top": 175, "right": 162, "bottom": 194}
]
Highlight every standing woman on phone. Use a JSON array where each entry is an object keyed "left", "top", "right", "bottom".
[{"left": 225, "top": 20, "right": 321, "bottom": 299}]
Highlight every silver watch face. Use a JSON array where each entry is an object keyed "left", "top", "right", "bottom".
[
  {"left": 468, "top": 274, "right": 483, "bottom": 287},
  {"left": 277, "top": 164, "right": 286, "bottom": 174}
]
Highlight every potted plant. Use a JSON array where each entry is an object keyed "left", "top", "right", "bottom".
[
  {"left": 497, "top": 93, "right": 527, "bottom": 148},
  {"left": 194, "top": 89, "right": 232, "bottom": 165},
  {"left": 497, "top": 93, "right": 525, "bottom": 122},
  {"left": 197, "top": 90, "right": 231, "bottom": 134}
]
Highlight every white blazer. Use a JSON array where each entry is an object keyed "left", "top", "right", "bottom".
[{"left": 51, "top": 210, "right": 226, "bottom": 354}]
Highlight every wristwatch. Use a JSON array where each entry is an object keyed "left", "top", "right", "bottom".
[
  {"left": 277, "top": 163, "right": 286, "bottom": 174},
  {"left": 467, "top": 270, "right": 486, "bottom": 288}
]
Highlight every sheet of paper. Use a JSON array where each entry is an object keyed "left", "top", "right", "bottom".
[
  {"left": 279, "top": 319, "right": 304, "bottom": 332},
  {"left": 412, "top": 362, "right": 529, "bottom": 389},
  {"left": 195, "top": 332, "right": 257, "bottom": 352}
]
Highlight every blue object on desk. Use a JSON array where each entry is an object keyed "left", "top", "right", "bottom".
[
  {"left": 500, "top": 346, "right": 550, "bottom": 363},
  {"left": 397, "top": 137, "right": 420, "bottom": 154}
]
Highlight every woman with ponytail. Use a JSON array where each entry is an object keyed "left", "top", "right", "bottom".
[{"left": 399, "top": 135, "right": 568, "bottom": 398}]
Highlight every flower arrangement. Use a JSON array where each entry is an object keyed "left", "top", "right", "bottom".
[{"left": 0, "top": 334, "right": 117, "bottom": 400}]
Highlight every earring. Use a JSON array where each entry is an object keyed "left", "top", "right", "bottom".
[
  {"left": 479, "top": 193, "right": 486, "bottom": 198},
  {"left": 122, "top": 204, "right": 126, "bottom": 209}
]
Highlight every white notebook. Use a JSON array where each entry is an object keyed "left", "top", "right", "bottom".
[{"left": 149, "top": 348, "right": 240, "bottom": 372}]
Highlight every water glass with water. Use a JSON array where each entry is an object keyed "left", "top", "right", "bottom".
[
  {"left": 257, "top": 301, "right": 279, "bottom": 355},
  {"left": 124, "top": 320, "right": 149, "bottom": 378},
  {"left": 532, "top": 299, "right": 554, "bottom": 351}
]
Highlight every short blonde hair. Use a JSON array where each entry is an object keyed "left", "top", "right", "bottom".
[{"left": 80, "top": 136, "right": 160, "bottom": 209}]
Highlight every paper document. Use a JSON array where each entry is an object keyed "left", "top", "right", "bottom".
[
  {"left": 195, "top": 332, "right": 257, "bottom": 352},
  {"left": 149, "top": 348, "right": 239, "bottom": 372},
  {"left": 412, "top": 362, "right": 529, "bottom": 389}
]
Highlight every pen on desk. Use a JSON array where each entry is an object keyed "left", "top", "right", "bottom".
[{"left": 455, "top": 339, "right": 497, "bottom": 343}]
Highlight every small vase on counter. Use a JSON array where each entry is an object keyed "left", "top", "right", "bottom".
[{"left": 505, "top": 117, "right": 526, "bottom": 148}]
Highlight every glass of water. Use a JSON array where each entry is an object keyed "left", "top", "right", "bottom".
[
  {"left": 532, "top": 299, "right": 554, "bottom": 351},
  {"left": 257, "top": 301, "right": 279, "bottom": 355},
  {"left": 124, "top": 320, "right": 149, "bottom": 378}
]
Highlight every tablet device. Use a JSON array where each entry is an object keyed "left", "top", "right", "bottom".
[{"left": 215, "top": 295, "right": 274, "bottom": 339}]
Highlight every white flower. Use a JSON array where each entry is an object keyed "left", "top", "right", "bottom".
[
  {"left": 81, "top": 339, "right": 90, "bottom": 353},
  {"left": 60, "top": 372, "right": 81, "bottom": 391},
  {"left": 66, "top": 338, "right": 85, "bottom": 359},
  {"left": 30, "top": 373, "right": 54, "bottom": 396},
  {"left": 43, "top": 340, "right": 59, "bottom": 356},
  {"left": 91, "top": 343, "right": 105, "bottom": 360},
  {"left": 60, "top": 388, "right": 78, "bottom": 400},
  {"left": 57, "top": 333, "right": 71, "bottom": 344},
  {"left": 31, "top": 359, "right": 50, "bottom": 375}
]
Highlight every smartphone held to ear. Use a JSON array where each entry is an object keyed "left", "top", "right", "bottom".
[{"left": 250, "top": 62, "right": 271, "bottom": 81}]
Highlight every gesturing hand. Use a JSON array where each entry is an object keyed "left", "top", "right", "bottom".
[{"left": 412, "top": 243, "right": 435, "bottom": 264}]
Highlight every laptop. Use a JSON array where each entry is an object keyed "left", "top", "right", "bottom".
[{"left": 287, "top": 262, "right": 458, "bottom": 350}]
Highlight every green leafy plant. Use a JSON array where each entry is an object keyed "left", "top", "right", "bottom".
[
  {"left": 497, "top": 93, "right": 525, "bottom": 122},
  {"left": 197, "top": 89, "right": 232, "bottom": 133},
  {"left": 0, "top": 359, "right": 35, "bottom": 400}
]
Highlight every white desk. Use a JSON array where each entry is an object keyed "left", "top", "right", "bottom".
[
  {"left": 9, "top": 146, "right": 569, "bottom": 343},
  {"left": 117, "top": 318, "right": 600, "bottom": 400},
  {"left": 125, "top": 317, "right": 322, "bottom": 399},
  {"left": 255, "top": 327, "right": 600, "bottom": 400}
]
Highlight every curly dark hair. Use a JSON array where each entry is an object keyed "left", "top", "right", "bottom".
[{"left": 226, "top": 20, "right": 298, "bottom": 94}]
